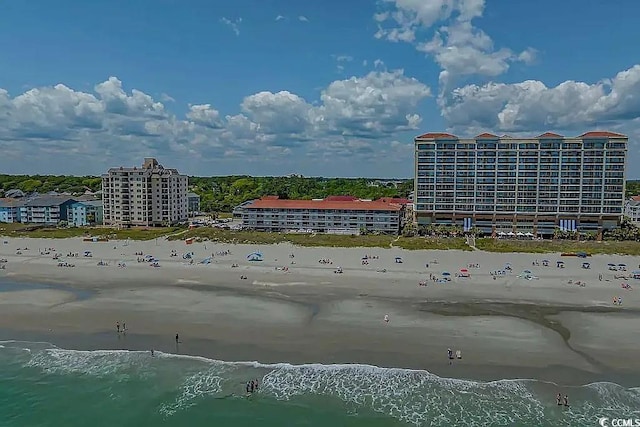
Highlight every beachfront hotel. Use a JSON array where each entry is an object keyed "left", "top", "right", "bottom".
[
  {"left": 102, "top": 158, "right": 188, "bottom": 227},
  {"left": 414, "top": 131, "right": 628, "bottom": 236},
  {"left": 241, "top": 196, "right": 405, "bottom": 234}
]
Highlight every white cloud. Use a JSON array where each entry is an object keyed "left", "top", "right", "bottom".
[
  {"left": 374, "top": 0, "right": 535, "bottom": 89},
  {"left": 442, "top": 64, "right": 640, "bottom": 132},
  {"left": 334, "top": 55, "right": 353, "bottom": 63},
  {"left": 220, "top": 17, "right": 241, "bottom": 36},
  {"left": 0, "top": 71, "right": 431, "bottom": 174},
  {"left": 160, "top": 93, "right": 175, "bottom": 102},
  {"left": 298, "top": 15, "right": 308, "bottom": 22},
  {"left": 275, "top": 15, "right": 285, "bottom": 21},
  {"left": 373, "top": 59, "right": 385, "bottom": 69}
]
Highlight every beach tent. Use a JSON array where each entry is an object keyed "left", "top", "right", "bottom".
[
  {"left": 395, "top": 257, "right": 403, "bottom": 263},
  {"left": 498, "top": 231, "right": 506, "bottom": 236},
  {"left": 632, "top": 270, "right": 640, "bottom": 279},
  {"left": 442, "top": 271, "right": 451, "bottom": 276},
  {"left": 542, "top": 259, "right": 549, "bottom": 266},
  {"left": 200, "top": 257, "right": 212, "bottom": 264},
  {"left": 523, "top": 269, "right": 532, "bottom": 274},
  {"left": 582, "top": 262, "right": 590, "bottom": 269},
  {"left": 507, "top": 232, "right": 515, "bottom": 236},
  {"left": 525, "top": 232, "right": 534, "bottom": 237},
  {"left": 247, "top": 252, "right": 263, "bottom": 262},
  {"left": 556, "top": 260, "right": 564, "bottom": 268},
  {"left": 516, "top": 232, "right": 524, "bottom": 236},
  {"left": 459, "top": 268, "right": 470, "bottom": 278}
]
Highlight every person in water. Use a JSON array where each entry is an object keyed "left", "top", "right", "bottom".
[
  {"left": 556, "top": 393, "right": 562, "bottom": 405},
  {"left": 151, "top": 349, "right": 155, "bottom": 357},
  {"left": 246, "top": 381, "right": 252, "bottom": 394},
  {"left": 563, "top": 395, "right": 569, "bottom": 407},
  {"left": 175, "top": 333, "right": 179, "bottom": 343}
]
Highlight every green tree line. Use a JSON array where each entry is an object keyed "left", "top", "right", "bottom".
[{"left": 0, "top": 174, "right": 413, "bottom": 213}]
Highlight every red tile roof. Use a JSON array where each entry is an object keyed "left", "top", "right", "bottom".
[
  {"left": 415, "top": 132, "right": 457, "bottom": 139},
  {"left": 475, "top": 132, "right": 498, "bottom": 138},
  {"left": 580, "top": 131, "right": 627, "bottom": 138},
  {"left": 377, "top": 197, "right": 411, "bottom": 205},
  {"left": 537, "top": 132, "right": 564, "bottom": 138},
  {"left": 631, "top": 196, "right": 640, "bottom": 202},
  {"left": 261, "top": 195, "right": 280, "bottom": 200},
  {"left": 325, "top": 195, "right": 359, "bottom": 201},
  {"left": 247, "top": 198, "right": 402, "bottom": 211}
]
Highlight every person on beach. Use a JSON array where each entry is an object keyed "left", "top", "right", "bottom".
[
  {"left": 116, "top": 322, "right": 120, "bottom": 333},
  {"left": 556, "top": 393, "right": 562, "bottom": 405},
  {"left": 123, "top": 322, "right": 126, "bottom": 332},
  {"left": 175, "top": 333, "right": 180, "bottom": 343},
  {"left": 151, "top": 349, "right": 155, "bottom": 356},
  {"left": 447, "top": 348, "right": 453, "bottom": 364},
  {"left": 563, "top": 395, "right": 569, "bottom": 407}
]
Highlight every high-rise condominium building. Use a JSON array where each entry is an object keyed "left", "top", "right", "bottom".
[
  {"left": 102, "top": 158, "right": 188, "bottom": 227},
  {"left": 414, "top": 131, "right": 628, "bottom": 236}
]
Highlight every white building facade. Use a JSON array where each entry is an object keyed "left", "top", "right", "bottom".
[
  {"left": 414, "top": 131, "right": 628, "bottom": 236},
  {"left": 241, "top": 198, "right": 403, "bottom": 234},
  {"left": 102, "top": 158, "right": 188, "bottom": 227}
]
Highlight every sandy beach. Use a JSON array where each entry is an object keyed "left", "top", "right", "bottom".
[{"left": 1, "top": 235, "right": 640, "bottom": 386}]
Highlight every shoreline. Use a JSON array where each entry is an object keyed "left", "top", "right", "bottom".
[{"left": 1, "top": 236, "right": 640, "bottom": 389}]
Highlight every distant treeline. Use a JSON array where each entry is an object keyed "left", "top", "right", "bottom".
[{"left": 0, "top": 174, "right": 412, "bottom": 213}]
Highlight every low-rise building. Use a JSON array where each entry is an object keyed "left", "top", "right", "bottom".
[
  {"left": 187, "top": 192, "right": 201, "bottom": 214},
  {"left": 19, "top": 196, "right": 76, "bottom": 225},
  {"left": 241, "top": 196, "right": 403, "bottom": 234},
  {"left": 624, "top": 196, "right": 640, "bottom": 225},
  {"left": 0, "top": 198, "right": 24, "bottom": 223},
  {"left": 68, "top": 200, "right": 103, "bottom": 226},
  {"left": 233, "top": 199, "right": 256, "bottom": 219}
]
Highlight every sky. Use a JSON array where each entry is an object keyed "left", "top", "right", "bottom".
[{"left": 0, "top": 0, "right": 639, "bottom": 178}]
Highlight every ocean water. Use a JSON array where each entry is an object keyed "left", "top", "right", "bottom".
[{"left": 0, "top": 341, "right": 639, "bottom": 427}]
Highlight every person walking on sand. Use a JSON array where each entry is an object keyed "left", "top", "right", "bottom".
[
  {"left": 175, "top": 333, "right": 180, "bottom": 344},
  {"left": 116, "top": 322, "right": 120, "bottom": 333}
]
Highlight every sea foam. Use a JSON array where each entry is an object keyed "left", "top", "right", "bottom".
[{"left": 7, "top": 341, "right": 640, "bottom": 427}]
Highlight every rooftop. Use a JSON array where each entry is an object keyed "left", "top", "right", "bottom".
[
  {"left": 247, "top": 197, "right": 402, "bottom": 211},
  {"left": 72, "top": 200, "right": 103, "bottom": 208},
  {"left": 23, "top": 196, "right": 76, "bottom": 207},
  {"left": 416, "top": 130, "right": 628, "bottom": 140},
  {"left": 0, "top": 198, "right": 25, "bottom": 208}
]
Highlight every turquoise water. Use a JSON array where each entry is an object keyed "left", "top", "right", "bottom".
[{"left": 1, "top": 341, "right": 639, "bottom": 426}]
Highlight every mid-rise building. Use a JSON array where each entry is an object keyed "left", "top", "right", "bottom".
[
  {"left": 102, "top": 158, "right": 188, "bottom": 227},
  {"left": 414, "top": 131, "right": 628, "bottom": 236},
  {"left": 624, "top": 196, "right": 640, "bottom": 225},
  {"left": 241, "top": 196, "right": 404, "bottom": 234}
]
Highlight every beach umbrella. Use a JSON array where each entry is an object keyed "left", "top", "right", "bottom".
[
  {"left": 442, "top": 272, "right": 451, "bottom": 276},
  {"left": 460, "top": 268, "right": 468, "bottom": 273},
  {"left": 618, "top": 263, "right": 626, "bottom": 266},
  {"left": 608, "top": 263, "right": 616, "bottom": 267},
  {"left": 523, "top": 270, "right": 532, "bottom": 274}
]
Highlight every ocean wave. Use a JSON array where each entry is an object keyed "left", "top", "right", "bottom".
[{"left": 6, "top": 341, "right": 640, "bottom": 426}]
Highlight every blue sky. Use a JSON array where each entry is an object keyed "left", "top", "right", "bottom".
[{"left": 1, "top": 0, "right": 639, "bottom": 177}]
